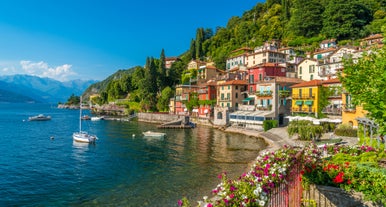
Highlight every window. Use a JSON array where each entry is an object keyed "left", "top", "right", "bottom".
[
  {"left": 250, "top": 86, "right": 253, "bottom": 93},
  {"left": 309, "top": 88, "right": 313, "bottom": 98},
  {"left": 228, "top": 86, "right": 230, "bottom": 90},
  {"left": 227, "top": 103, "right": 230, "bottom": 107},
  {"left": 259, "top": 74, "right": 262, "bottom": 81},
  {"left": 299, "top": 89, "right": 302, "bottom": 98},
  {"left": 235, "top": 93, "right": 238, "bottom": 98},
  {"left": 227, "top": 93, "right": 230, "bottom": 99},
  {"left": 235, "top": 86, "right": 238, "bottom": 90},
  {"left": 221, "top": 93, "right": 224, "bottom": 100},
  {"left": 310, "top": 74, "right": 313, "bottom": 80},
  {"left": 299, "top": 67, "right": 302, "bottom": 75},
  {"left": 250, "top": 75, "right": 254, "bottom": 84}
]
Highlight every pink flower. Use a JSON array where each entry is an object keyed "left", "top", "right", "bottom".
[
  {"left": 177, "top": 200, "right": 183, "bottom": 206},
  {"left": 206, "top": 203, "right": 213, "bottom": 207}
]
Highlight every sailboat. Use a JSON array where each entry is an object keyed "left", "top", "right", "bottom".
[{"left": 73, "top": 97, "right": 98, "bottom": 143}]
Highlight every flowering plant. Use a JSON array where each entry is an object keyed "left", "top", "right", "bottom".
[
  {"left": 301, "top": 144, "right": 386, "bottom": 205},
  {"left": 179, "top": 146, "right": 300, "bottom": 207}
]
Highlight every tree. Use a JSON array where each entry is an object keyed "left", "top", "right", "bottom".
[
  {"left": 189, "top": 39, "right": 196, "bottom": 60},
  {"left": 288, "top": 0, "right": 324, "bottom": 38},
  {"left": 157, "top": 86, "right": 174, "bottom": 112},
  {"left": 158, "top": 49, "right": 167, "bottom": 90},
  {"left": 321, "top": 0, "right": 372, "bottom": 40},
  {"left": 340, "top": 46, "right": 386, "bottom": 133},
  {"left": 195, "top": 28, "right": 205, "bottom": 60}
]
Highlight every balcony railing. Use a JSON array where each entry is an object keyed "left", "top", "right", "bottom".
[
  {"left": 218, "top": 98, "right": 231, "bottom": 102},
  {"left": 256, "top": 90, "right": 273, "bottom": 97},
  {"left": 292, "top": 107, "right": 316, "bottom": 113},
  {"left": 342, "top": 104, "right": 356, "bottom": 112},
  {"left": 279, "top": 90, "right": 290, "bottom": 97},
  {"left": 322, "top": 107, "right": 342, "bottom": 115},
  {"left": 292, "top": 94, "right": 316, "bottom": 99}
]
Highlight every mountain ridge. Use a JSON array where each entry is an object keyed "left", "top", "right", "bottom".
[{"left": 0, "top": 74, "right": 98, "bottom": 103}]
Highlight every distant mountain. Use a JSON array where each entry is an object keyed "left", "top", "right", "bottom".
[{"left": 0, "top": 75, "right": 98, "bottom": 103}]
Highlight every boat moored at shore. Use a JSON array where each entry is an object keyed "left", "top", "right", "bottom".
[{"left": 28, "top": 114, "right": 51, "bottom": 121}]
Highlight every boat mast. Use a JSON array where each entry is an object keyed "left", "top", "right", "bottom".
[{"left": 79, "top": 96, "right": 82, "bottom": 133}]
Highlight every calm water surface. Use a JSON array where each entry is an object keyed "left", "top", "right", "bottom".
[{"left": 0, "top": 103, "right": 267, "bottom": 206}]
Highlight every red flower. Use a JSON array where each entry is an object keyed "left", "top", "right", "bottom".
[{"left": 333, "top": 172, "right": 344, "bottom": 183}]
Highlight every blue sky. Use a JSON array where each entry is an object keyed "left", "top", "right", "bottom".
[{"left": 0, "top": 0, "right": 262, "bottom": 81}]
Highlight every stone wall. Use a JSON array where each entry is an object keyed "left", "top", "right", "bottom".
[
  {"left": 137, "top": 112, "right": 180, "bottom": 124},
  {"left": 302, "top": 184, "right": 372, "bottom": 207}
]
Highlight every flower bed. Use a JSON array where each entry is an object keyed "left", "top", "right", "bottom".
[
  {"left": 301, "top": 144, "right": 386, "bottom": 206},
  {"left": 178, "top": 146, "right": 301, "bottom": 207}
]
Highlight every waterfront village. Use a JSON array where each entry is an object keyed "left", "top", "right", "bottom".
[
  {"left": 113, "top": 33, "right": 385, "bottom": 133},
  {"left": 85, "top": 34, "right": 386, "bottom": 207}
]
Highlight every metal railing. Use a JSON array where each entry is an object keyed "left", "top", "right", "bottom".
[{"left": 267, "top": 151, "right": 303, "bottom": 207}]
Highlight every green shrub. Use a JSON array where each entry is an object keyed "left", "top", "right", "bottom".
[
  {"left": 334, "top": 124, "right": 357, "bottom": 137},
  {"left": 263, "top": 120, "right": 278, "bottom": 131},
  {"left": 287, "top": 120, "right": 323, "bottom": 141}
]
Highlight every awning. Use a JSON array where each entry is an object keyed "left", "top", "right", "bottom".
[
  {"left": 242, "top": 97, "right": 254, "bottom": 102},
  {"left": 304, "top": 100, "right": 313, "bottom": 105},
  {"left": 295, "top": 100, "right": 303, "bottom": 105}
]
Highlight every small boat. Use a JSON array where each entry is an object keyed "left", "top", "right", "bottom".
[
  {"left": 91, "top": 116, "right": 104, "bottom": 121},
  {"left": 73, "top": 97, "right": 97, "bottom": 143},
  {"left": 142, "top": 131, "right": 166, "bottom": 137},
  {"left": 81, "top": 115, "right": 91, "bottom": 120},
  {"left": 28, "top": 114, "right": 51, "bottom": 121}
]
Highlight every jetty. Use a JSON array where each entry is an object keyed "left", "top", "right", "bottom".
[{"left": 157, "top": 116, "right": 195, "bottom": 129}]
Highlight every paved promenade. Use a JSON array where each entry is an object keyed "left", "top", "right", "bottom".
[{"left": 225, "top": 126, "right": 359, "bottom": 154}]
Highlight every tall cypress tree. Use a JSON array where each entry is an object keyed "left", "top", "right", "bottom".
[
  {"left": 158, "top": 49, "right": 166, "bottom": 90},
  {"left": 189, "top": 39, "right": 196, "bottom": 60},
  {"left": 195, "top": 28, "right": 204, "bottom": 60}
]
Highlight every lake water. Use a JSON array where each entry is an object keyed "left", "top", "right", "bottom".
[{"left": 0, "top": 103, "right": 267, "bottom": 206}]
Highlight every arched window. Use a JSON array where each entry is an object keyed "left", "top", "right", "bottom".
[{"left": 217, "top": 112, "right": 223, "bottom": 119}]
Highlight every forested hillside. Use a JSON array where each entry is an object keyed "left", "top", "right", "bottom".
[{"left": 84, "top": 0, "right": 386, "bottom": 112}]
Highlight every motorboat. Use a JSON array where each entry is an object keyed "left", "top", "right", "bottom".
[
  {"left": 142, "top": 131, "right": 166, "bottom": 138},
  {"left": 81, "top": 115, "right": 91, "bottom": 120},
  {"left": 28, "top": 114, "right": 51, "bottom": 121},
  {"left": 73, "top": 97, "right": 98, "bottom": 143},
  {"left": 91, "top": 116, "right": 104, "bottom": 121}
]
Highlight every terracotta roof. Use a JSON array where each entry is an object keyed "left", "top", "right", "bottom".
[
  {"left": 206, "top": 65, "right": 217, "bottom": 69},
  {"left": 313, "top": 48, "right": 336, "bottom": 55},
  {"left": 257, "top": 63, "right": 285, "bottom": 68},
  {"left": 321, "top": 39, "right": 336, "bottom": 44},
  {"left": 165, "top": 57, "right": 179, "bottom": 61},
  {"left": 274, "top": 76, "right": 304, "bottom": 84},
  {"left": 219, "top": 80, "right": 248, "bottom": 86},
  {"left": 322, "top": 78, "right": 341, "bottom": 85},
  {"left": 230, "top": 47, "right": 253, "bottom": 53},
  {"left": 290, "top": 79, "right": 323, "bottom": 88},
  {"left": 363, "top": 34, "right": 383, "bottom": 40},
  {"left": 297, "top": 58, "right": 318, "bottom": 65}
]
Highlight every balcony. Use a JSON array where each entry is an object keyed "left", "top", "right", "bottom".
[
  {"left": 342, "top": 104, "right": 356, "bottom": 112},
  {"left": 322, "top": 107, "right": 342, "bottom": 115},
  {"left": 218, "top": 97, "right": 231, "bottom": 102},
  {"left": 198, "top": 89, "right": 208, "bottom": 94},
  {"left": 292, "top": 107, "right": 316, "bottom": 113},
  {"left": 256, "top": 90, "right": 273, "bottom": 97},
  {"left": 292, "top": 94, "right": 316, "bottom": 99},
  {"left": 279, "top": 90, "right": 290, "bottom": 98}
]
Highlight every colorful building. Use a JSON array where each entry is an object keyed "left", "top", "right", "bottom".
[
  {"left": 291, "top": 80, "right": 323, "bottom": 117},
  {"left": 217, "top": 80, "right": 248, "bottom": 111}
]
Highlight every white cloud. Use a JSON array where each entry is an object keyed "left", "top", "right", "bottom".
[{"left": 20, "top": 60, "right": 77, "bottom": 81}]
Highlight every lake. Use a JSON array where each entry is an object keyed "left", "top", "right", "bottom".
[{"left": 0, "top": 103, "right": 267, "bottom": 206}]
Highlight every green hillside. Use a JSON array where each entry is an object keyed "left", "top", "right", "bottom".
[{"left": 83, "top": 0, "right": 386, "bottom": 112}]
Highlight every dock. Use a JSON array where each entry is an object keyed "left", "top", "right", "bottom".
[{"left": 157, "top": 116, "right": 195, "bottom": 129}]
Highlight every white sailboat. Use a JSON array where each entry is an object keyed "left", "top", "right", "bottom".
[{"left": 73, "top": 97, "right": 97, "bottom": 143}]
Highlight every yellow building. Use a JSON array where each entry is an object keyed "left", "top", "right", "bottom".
[
  {"left": 341, "top": 92, "right": 366, "bottom": 128},
  {"left": 291, "top": 80, "right": 322, "bottom": 117}
]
